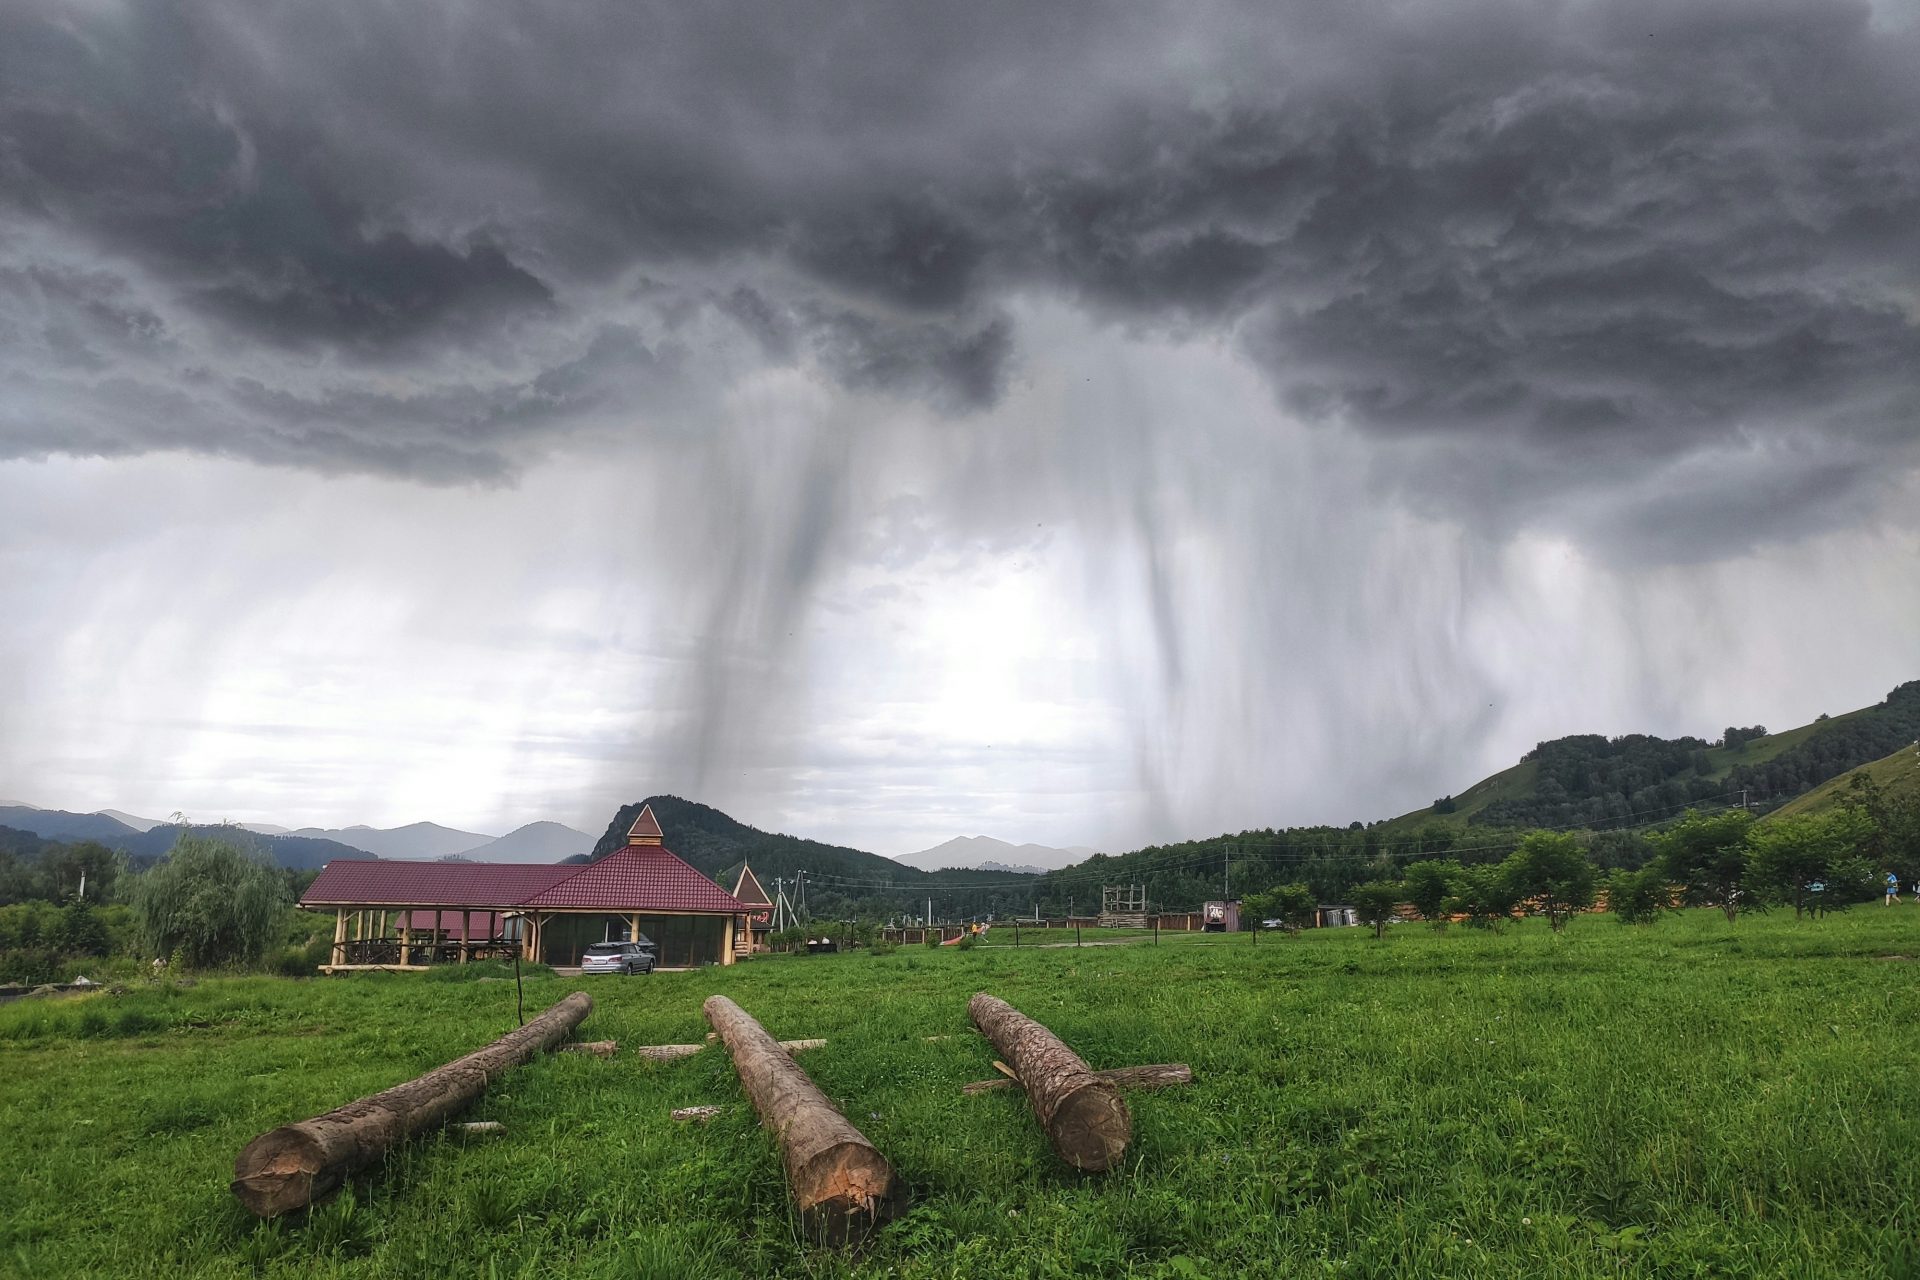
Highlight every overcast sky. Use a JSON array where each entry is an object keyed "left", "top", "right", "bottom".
[{"left": 3, "top": 0, "right": 1917, "bottom": 854}]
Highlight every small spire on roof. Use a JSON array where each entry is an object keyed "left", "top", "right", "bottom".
[{"left": 627, "top": 803, "right": 664, "bottom": 845}]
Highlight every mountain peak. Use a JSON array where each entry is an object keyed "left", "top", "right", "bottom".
[{"left": 894, "top": 834, "right": 1100, "bottom": 873}]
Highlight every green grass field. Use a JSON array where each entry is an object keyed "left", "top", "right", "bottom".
[{"left": 5, "top": 910, "right": 1920, "bottom": 1279}]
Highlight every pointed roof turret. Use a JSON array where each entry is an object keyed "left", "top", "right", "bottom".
[
  {"left": 731, "top": 863, "right": 771, "bottom": 908},
  {"left": 627, "top": 803, "right": 664, "bottom": 845}
]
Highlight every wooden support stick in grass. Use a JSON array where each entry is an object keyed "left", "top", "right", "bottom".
[
  {"left": 230, "top": 991, "right": 592, "bottom": 1217},
  {"left": 703, "top": 995, "right": 900, "bottom": 1246},
  {"left": 636, "top": 1039, "right": 824, "bottom": 1062},
  {"left": 962, "top": 1063, "right": 1193, "bottom": 1097},
  {"left": 968, "top": 992, "right": 1131, "bottom": 1172}
]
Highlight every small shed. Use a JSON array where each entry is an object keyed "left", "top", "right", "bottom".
[{"left": 1201, "top": 900, "right": 1241, "bottom": 932}]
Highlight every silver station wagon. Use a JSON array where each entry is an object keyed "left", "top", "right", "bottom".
[{"left": 580, "top": 939, "right": 656, "bottom": 975}]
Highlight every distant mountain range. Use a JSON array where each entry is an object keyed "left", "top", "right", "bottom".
[
  {"left": 456, "top": 821, "right": 594, "bottom": 862},
  {"left": 894, "top": 835, "right": 1102, "bottom": 873},
  {"left": 0, "top": 807, "right": 593, "bottom": 866},
  {"left": 287, "top": 821, "right": 492, "bottom": 859}
]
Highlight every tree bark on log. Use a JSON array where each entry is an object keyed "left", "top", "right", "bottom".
[
  {"left": 703, "top": 995, "right": 900, "bottom": 1246},
  {"left": 968, "top": 992, "right": 1131, "bottom": 1171},
  {"left": 231, "top": 991, "right": 592, "bottom": 1217},
  {"left": 962, "top": 1062, "right": 1192, "bottom": 1096}
]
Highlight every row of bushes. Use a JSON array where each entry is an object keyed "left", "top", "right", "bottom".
[{"left": 1247, "top": 803, "right": 1898, "bottom": 940}]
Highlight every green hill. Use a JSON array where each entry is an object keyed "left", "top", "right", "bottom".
[
  {"left": 1765, "top": 743, "right": 1920, "bottom": 822},
  {"left": 1377, "top": 680, "right": 1920, "bottom": 834},
  {"left": 587, "top": 795, "right": 1038, "bottom": 919}
]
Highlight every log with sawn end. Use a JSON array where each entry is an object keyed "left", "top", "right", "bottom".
[
  {"left": 703, "top": 995, "right": 900, "bottom": 1246},
  {"left": 231, "top": 991, "right": 593, "bottom": 1217},
  {"left": 962, "top": 1062, "right": 1193, "bottom": 1096},
  {"left": 968, "top": 991, "right": 1131, "bottom": 1171}
]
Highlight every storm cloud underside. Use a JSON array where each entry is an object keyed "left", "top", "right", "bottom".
[{"left": 2, "top": 0, "right": 1917, "bottom": 844}]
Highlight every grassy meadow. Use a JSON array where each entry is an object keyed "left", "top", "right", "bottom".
[{"left": 4, "top": 910, "right": 1920, "bottom": 1278}]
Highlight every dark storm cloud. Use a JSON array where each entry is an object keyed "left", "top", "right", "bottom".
[{"left": 3, "top": 0, "right": 1918, "bottom": 553}]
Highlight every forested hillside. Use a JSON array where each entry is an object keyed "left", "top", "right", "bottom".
[
  {"left": 1401, "top": 681, "right": 1920, "bottom": 832},
  {"left": 587, "top": 796, "right": 1038, "bottom": 920}
]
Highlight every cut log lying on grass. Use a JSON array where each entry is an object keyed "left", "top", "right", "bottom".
[
  {"left": 703, "top": 995, "right": 900, "bottom": 1246},
  {"left": 673, "top": 1105, "right": 724, "bottom": 1123},
  {"left": 968, "top": 992, "right": 1131, "bottom": 1172},
  {"left": 230, "top": 991, "right": 592, "bottom": 1217},
  {"left": 561, "top": 1040, "right": 618, "bottom": 1058},
  {"left": 962, "top": 1063, "right": 1193, "bottom": 1097},
  {"left": 636, "top": 1038, "right": 824, "bottom": 1062}
]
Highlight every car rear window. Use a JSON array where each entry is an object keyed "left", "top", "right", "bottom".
[{"left": 584, "top": 943, "right": 623, "bottom": 955}]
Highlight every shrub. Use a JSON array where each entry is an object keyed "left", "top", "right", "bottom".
[
  {"left": 955, "top": 933, "right": 978, "bottom": 950},
  {"left": 1349, "top": 881, "right": 1403, "bottom": 940},
  {"left": 1608, "top": 867, "right": 1669, "bottom": 925}
]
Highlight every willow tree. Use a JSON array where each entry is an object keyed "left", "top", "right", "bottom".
[{"left": 131, "top": 834, "right": 289, "bottom": 968}]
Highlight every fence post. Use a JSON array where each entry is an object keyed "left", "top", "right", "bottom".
[{"left": 1076, "top": 923, "right": 1082, "bottom": 948}]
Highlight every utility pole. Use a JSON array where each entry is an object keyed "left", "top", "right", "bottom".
[
  {"left": 1741, "top": 788, "right": 1749, "bottom": 812},
  {"left": 1223, "top": 846, "right": 1230, "bottom": 900}
]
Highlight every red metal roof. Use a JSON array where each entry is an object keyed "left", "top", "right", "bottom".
[
  {"left": 304, "top": 860, "right": 575, "bottom": 907},
  {"left": 302, "top": 840, "right": 745, "bottom": 917},
  {"left": 520, "top": 843, "right": 746, "bottom": 914}
]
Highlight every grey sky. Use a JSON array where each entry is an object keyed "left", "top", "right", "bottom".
[{"left": 2, "top": 0, "right": 1917, "bottom": 852}]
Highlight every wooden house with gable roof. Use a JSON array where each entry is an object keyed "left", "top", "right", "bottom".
[
  {"left": 300, "top": 803, "right": 750, "bottom": 971},
  {"left": 728, "top": 863, "right": 773, "bottom": 956}
]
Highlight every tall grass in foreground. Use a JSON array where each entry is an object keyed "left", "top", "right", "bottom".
[{"left": 4, "top": 909, "right": 1920, "bottom": 1278}]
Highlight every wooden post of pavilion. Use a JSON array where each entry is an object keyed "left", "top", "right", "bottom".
[
  {"left": 331, "top": 909, "right": 347, "bottom": 968},
  {"left": 460, "top": 909, "right": 471, "bottom": 964},
  {"left": 399, "top": 911, "right": 413, "bottom": 967},
  {"left": 723, "top": 914, "right": 736, "bottom": 966}
]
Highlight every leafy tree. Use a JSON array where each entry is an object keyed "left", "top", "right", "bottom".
[
  {"left": 1503, "top": 831, "right": 1597, "bottom": 931},
  {"left": 1748, "top": 810, "right": 1878, "bottom": 919},
  {"left": 1607, "top": 867, "right": 1668, "bottom": 926},
  {"left": 130, "top": 835, "right": 289, "bottom": 968},
  {"left": 1349, "top": 880, "right": 1403, "bottom": 940},
  {"left": 56, "top": 901, "right": 111, "bottom": 955},
  {"left": 1448, "top": 864, "right": 1519, "bottom": 930},
  {"left": 1402, "top": 860, "right": 1458, "bottom": 930},
  {"left": 1244, "top": 883, "right": 1317, "bottom": 935},
  {"left": 1656, "top": 809, "right": 1757, "bottom": 923}
]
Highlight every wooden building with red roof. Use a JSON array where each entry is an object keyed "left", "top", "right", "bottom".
[
  {"left": 300, "top": 804, "right": 749, "bottom": 971},
  {"left": 728, "top": 863, "right": 773, "bottom": 957}
]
